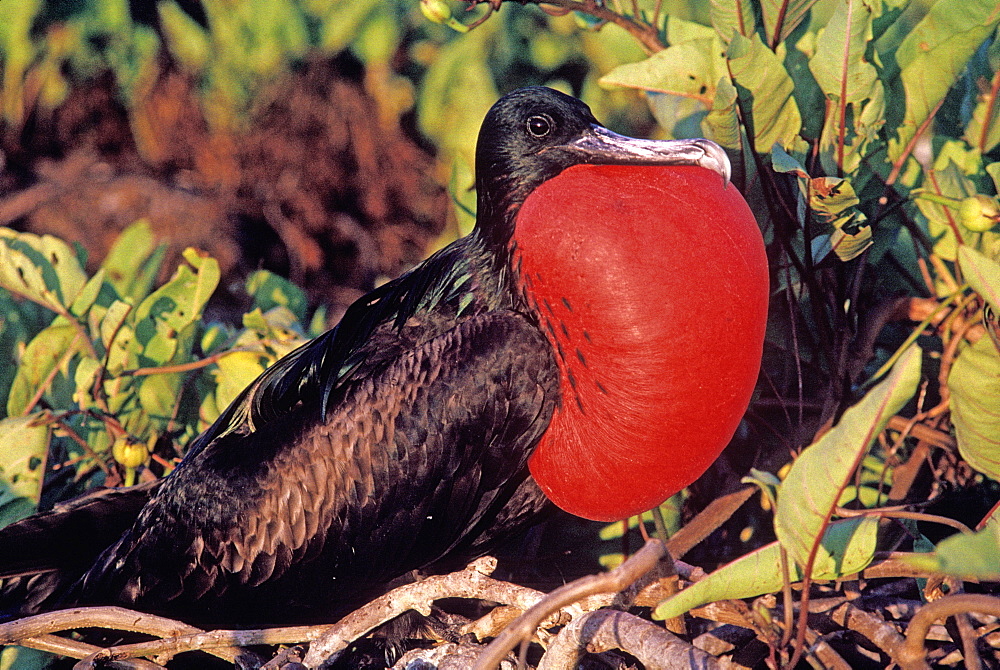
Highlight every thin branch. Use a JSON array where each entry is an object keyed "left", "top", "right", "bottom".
[
  {"left": 898, "top": 594, "right": 1000, "bottom": 670},
  {"left": 303, "top": 557, "right": 552, "bottom": 667},
  {"left": 120, "top": 346, "right": 264, "bottom": 377},
  {"left": 536, "top": 609, "right": 720, "bottom": 670},
  {"left": 471, "top": 539, "right": 667, "bottom": 670},
  {"left": 0, "top": 607, "right": 244, "bottom": 665},
  {"left": 472, "top": 0, "right": 666, "bottom": 53}
]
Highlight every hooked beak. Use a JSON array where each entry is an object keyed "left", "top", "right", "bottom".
[{"left": 566, "top": 125, "right": 732, "bottom": 186}]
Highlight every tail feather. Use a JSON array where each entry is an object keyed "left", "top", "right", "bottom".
[{"left": 0, "top": 481, "right": 159, "bottom": 617}]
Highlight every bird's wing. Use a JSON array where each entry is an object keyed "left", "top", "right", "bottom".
[
  {"left": 71, "top": 309, "right": 558, "bottom": 621},
  {"left": 185, "top": 240, "right": 479, "bottom": 457}
]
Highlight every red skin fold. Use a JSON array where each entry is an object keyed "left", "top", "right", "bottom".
[{"left": 515, "top": 164, "right": 769, "bottom": 521}]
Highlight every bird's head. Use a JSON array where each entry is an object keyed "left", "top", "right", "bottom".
[{"left": 473, "top": 86, "right": 731, "bottom": 245}]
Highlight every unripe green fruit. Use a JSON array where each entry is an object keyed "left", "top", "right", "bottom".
[{"left": 959, "top": 195, "right": 1000, "bottom": 232}]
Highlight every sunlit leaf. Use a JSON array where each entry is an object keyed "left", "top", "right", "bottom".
[
  {"left": 132, "top": 249, "right": 219, "bottom": 366},
  {"left": 701, "top": 77, "right": 741, "bottom": 151},
  {"left": 904, "top": 509, "right": 1000, "bottom": 580},
  {"left": 775, "top": 346, "right": 921, "bottom": 570},
  {"left": 809, "top": 0, "right": 884, "bottom": 175},
  {"left": 100, "top": 219, "right": 165, "bottom": 305},
  {"left": 417, "top": 21, "right": 498, "bottom": 168},
  {"left": 0, "top": 228, "right": 88, "bottom": 312},
  {"left": 727, "top": 32, "right": 803, "bottom": 152},
  {"left": 759, "top": 0, "right": 820, "bottom": 47},
  {"left": 889, "top": 0, "right": 1000, "bottom": 162},
  {"left": 810, "top": 0, "right": 877, "bottom": 102},
  {"left": 0, "top": 413, "right": 50, "bottom": 528},
  {"left": 246, "top": 270, "right": 308, "bottom": 323},
  {"left": 599, "top": 39, "right": 726, "bottom": 98},
  {"left": 959, "top": 245, "right": 1000, "bottom": 311},
  {"left": 157, "top": 0, "right": 211, "bottom": 71},
  {"left": 654, "top": 516, "right": 878, "bottom": 619},
  {"left": 6, "top": 325, "right": 81, "bottom": 417},
  {"left": 709, "top": 0, "right": 758, "bottom": 43},
  {"left": 949, "top": 335, "right": 1000, "bottom": 481},
  {"left": 964, "top": 78, "right": 1000, "bottom": 155},
  {"left": 913, "top": 160, "right": 976, "bottom": 262}
]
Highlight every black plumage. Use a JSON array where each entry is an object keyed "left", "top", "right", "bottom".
[{"left": 0, "top": 86, "right": 731, "bottom": 626}]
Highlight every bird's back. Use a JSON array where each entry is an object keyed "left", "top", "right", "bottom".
[{"left": 1, "top": 236, "right": 560, "bottom": 625}]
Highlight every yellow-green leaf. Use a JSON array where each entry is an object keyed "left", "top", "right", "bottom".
[{"left": 775, "top": 346, "right": 921, "bottom": 570}]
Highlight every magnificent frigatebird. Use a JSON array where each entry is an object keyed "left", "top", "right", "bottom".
[{"left": 0, "top": 87, "right": 768, "bottom": 626}]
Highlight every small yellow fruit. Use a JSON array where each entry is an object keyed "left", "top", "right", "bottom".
[
  {"left": 112, "top": 438, "right": 149, "bottom": 469},
  {"left": 420, "top": 0, "right": 453, "bottom": 25},
  {"left": 959, "top": 195, "right": 1000, "bottom": 232}
]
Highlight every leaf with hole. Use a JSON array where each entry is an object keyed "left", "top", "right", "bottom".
[{"left": 0, "top": 413, "right": 51, "bottom": 528}]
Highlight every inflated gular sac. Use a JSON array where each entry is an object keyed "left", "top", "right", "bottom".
[{"left": 516, "top": 164, "right": 768, "bottom": 521}]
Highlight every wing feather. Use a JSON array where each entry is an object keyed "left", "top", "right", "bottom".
[{"left": 67, "top": 309, "right": 557, "bottom": 624}]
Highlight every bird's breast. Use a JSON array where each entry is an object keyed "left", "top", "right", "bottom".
[{"left": 512, "top": 164, "right": 768, "bottom": 521}]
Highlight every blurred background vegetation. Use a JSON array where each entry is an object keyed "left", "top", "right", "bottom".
[{"left": 3, "top": 0, "right": 1000, "bottom": 666}]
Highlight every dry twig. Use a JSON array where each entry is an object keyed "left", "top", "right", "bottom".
[
  {"left": 303, "top": 556, "right": 552, "bottom": 667},
  {"left": 537, "top": 609, "right": 720, "bottom": 670},
  {"left": 471, "top": 539, "right": 667, "bottom": 670}
]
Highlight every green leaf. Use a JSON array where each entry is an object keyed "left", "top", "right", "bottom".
[
  {"left": 808, "top": 0, "right": 884, "bottom": 175},
  {"left": 775, "top": 346, "right": 921, "bottom": 570},
  {"left": 417, "top": 21, "right": 498, "bottom": 167},
  {"left": 812, "top": 218, "right": 873, "bottom": 262},
  {"left": 759, "top": 0, "right": 820, "bottom": 47},
  {"left": 246, "top": 270, "right": 308, "bottom": 323},
  {"left": 0, "top": 645, "right": 55, "bottom": 670},
  {"left": 654, "top": 516, "right": 878, "bottom": 619},
  {"left": 599, "top": 39, "right": 726, "bottom": 138},
  {"left": 904, "top": 509, "right": 1000, "bottom": 580},
  {"left": 709, "top": 0, "right": 757, "bottom": 43},
  {"left": 958, "top": 245, "right": 1000, "bottom": 312},
  {"left": 701, "top": 77, "right": 742, "bottom": 150},
  {"left": 948, "top": 335, "right": 1000, "bottom": 480},
  {"left": 157, "top": 0, "right": 211, "bottom": 71},
  {"left": 6, "top": 325, "right": 81, "bottom": 416},
  {"left": 771, "top": 144, "right": 809, "bottom": 178},
  {"left": 132, "top": 249, "right": 219, "bottom": 365},
  {"left": 964, "top": 78, "right": 1000, "bottom": 155},
  {"left": 889, "top": 0, "right": 1000, "bottom": 162},
  {"left": 0, "top": 413, "right": 50, "bottom": 528},
  {"left": 69, "top": 269, "right": 106, "bottom": 318},
  {"left": 0, "top": 228, "right": 88, "bottom": 311},
  {"left": 101, "top": 219, "right": 166, "bottom": 305},
  {"left": 913, "top": 160, "right": 976, "bottom": 262},
  {"left": 138, "top": 370, "right": 185, "bottom": 421},
  {"left": 727, "top": 32, "right": 803, "bottom": 153},
  {"left": 809, "top": 0, "right": 878, "bottom": 102},
  {"left": 209, "top": 350, "right": 269, "bottom": 417}
]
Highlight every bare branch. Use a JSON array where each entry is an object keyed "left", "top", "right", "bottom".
[
  {"left": 0, "top": 607, "right": 246, "bottom": 665},
  {"left": 471, "top": 539, "right": 667, "bottom": 670},
  {"left": 538, "top": 609, "right": 719, "bottom": 670},
  {"left": 303, "top": 557, "right": 551, "bottom": 667},
  {"left": 898, "top": 594, "right": 1000, "bottom": 670}
]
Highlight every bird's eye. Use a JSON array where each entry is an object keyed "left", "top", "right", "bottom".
[{"left": 526, "top": 114, "right": 553, "bottom": 138}]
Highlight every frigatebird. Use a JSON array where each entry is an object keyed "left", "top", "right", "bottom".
[{"left": 0, "top": 87, "right": 768, "bottom": 626}]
